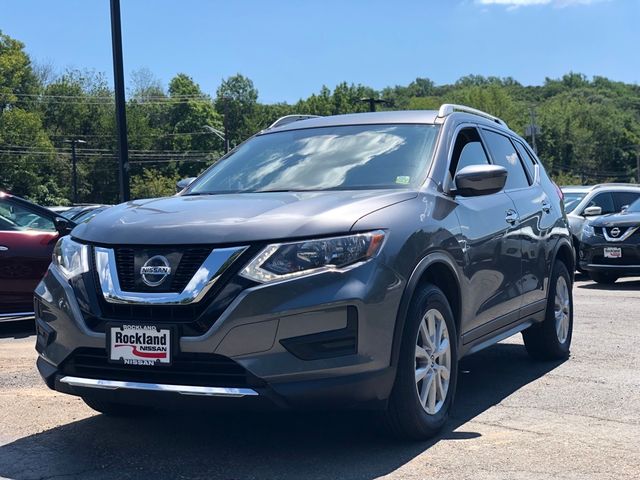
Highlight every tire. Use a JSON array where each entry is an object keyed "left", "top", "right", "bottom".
[
  {"left": 589, "top": 272, "right": 618, "bottom": 284},
  {"left": 82, "top": 396, "right": 149, "bottom": 416},
  {"left": 523, "top": 261, "right": 573, "bottom": 360},
  {"left": 384, "top": 284, "right": 458, "bottom": 440}
]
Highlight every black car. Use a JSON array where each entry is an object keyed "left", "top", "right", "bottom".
[
  {"left": 579, "top": 197, "right": 640, "bottom": 283},
  {"left": 34, "top": 105, "right": 574, "bottom": 440}
]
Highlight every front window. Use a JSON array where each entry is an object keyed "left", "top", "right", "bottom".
[
  {"left": 187, "top": 124, "right": 439, "bottom": 194},
  {"left": 562, "top": 192, "right": 586, "bottom": 213}
]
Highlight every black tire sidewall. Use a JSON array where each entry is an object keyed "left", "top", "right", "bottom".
[{"left": 392, "top": 284, "right": 458, "bottom": 433}]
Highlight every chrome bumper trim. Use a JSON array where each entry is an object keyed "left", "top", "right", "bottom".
[
  {"left": 59, "top": 376, "right": 258, "bottom": 397},
  {"left": 585, "top": 264, "right": 640, "bottom": 269},
  {"left": 0, "top": 311, "right": 34, "bottom": 318},
  {"left": 94, "top": 245, "right": 248, "bottom": 305}
]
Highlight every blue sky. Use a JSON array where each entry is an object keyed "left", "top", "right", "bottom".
[{"left": 1, "top": 0, "right": 638, "bottom": 103}]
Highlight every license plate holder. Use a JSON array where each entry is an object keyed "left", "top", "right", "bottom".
[
  {"left": 603, "top": 247, "right": 622, "bottom": 259},
  {"left": 108, "top": 324, "right": 173, "bottom": 366}
]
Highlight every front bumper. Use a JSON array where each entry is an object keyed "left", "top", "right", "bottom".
[
  {"left": 578, "top": 236, "right": 640, "bottom": 276},
  {"left": 34, "top": 258, "right": 402, "bottom": 410}
]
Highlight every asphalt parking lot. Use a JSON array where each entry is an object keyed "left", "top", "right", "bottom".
[{"left": 0, "top": 274, "right": 638, "bottom": 480}]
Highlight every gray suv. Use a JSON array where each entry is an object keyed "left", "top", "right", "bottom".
[{"left": 35, "top": 105, "right": 574, "bottom": 439}]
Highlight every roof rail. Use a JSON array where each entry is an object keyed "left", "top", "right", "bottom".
[
  {"left": 437, "top": 104, "right": 507, "bottom": 127},
  {"left": 268, "top": 115, "right": 321, "bottom": 129},
  {"left": 592, "top": 183, "right": 640, "bottom": 189}
]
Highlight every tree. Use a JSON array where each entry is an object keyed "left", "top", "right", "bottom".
[
  {"left": 215, "top": 74, "right": 259, "bottom": 146},
  {"left": 0, "top": 30, "right": 39, "bottom": 110}
]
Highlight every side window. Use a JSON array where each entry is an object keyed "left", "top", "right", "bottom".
[
  {"left": 613, "top": 192, "right": 640, "bottom": 211},
  {"left": 514, "top": 141, "right": 537, "bottom": 181},
  {"left": 482, "top": 130, "right": 531, "bottom": 190},
  {"left": 450, "top": 127, "right": 490, "bottom": 178},
  {"left": 0, "top": 199, "right": 55, "bottom": 232},
  {"left": 0, "top": 199, "right": 19, "bottom": 231},
  {"left": 585, "top": 193, "right": 615, "bottom": 215}
]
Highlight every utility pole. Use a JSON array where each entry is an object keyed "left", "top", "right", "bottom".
[
  {"left": 359, "top": 97, "right": 392, "bottom": 112},
  {"left": 110, "top": 0, "right": 130, "bottom": 202},
  {"left": 222, "top": 97, "right": 230, "bottom": 153},
  {"left": 526, "top": 107, "right": 539, "bottom": 155},
  {"left": 636, "top": 147, "right": 640, "bottom": 184},
  {"left": 64, "top": 139, "right": 86, "bottom": 203}
]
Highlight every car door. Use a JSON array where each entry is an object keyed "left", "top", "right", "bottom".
[
  {"left": 0, "top": 198, "right": 59, "bottom": 315},
  {"left": 482, "top": 131, "right": 551, "bottom": 311},
  {"left": 450, "top": 127, "right": 523, "bottom": 337}
]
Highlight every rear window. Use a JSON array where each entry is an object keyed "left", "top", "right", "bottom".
[{"left": 188, "top": 124, "right": 440, "bottom": 193}]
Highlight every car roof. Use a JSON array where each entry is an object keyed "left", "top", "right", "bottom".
[
  {"left": 562, "top": 184, "right": 640, "bottom": 193},
  {"left": 265, "top": 110, "right": 441, "bottom": 132}
]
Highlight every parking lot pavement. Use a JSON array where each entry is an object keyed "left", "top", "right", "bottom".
[{"left": 0, "top": 275, "right": 639, "bottom": 480}]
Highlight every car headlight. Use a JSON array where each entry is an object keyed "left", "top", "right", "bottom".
[
  {"left": 52, "top": 237, "right": 89, "bottom": 280},
  {"left": 240, "top": 230, "right": 386, "bottom": 283},
  {"left": 582, "top": 223, "right": 595, "bottom": 238}
]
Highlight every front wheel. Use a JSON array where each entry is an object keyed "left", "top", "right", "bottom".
[
  {"left": 384, "top": 284, "right": 458, "bottom": 440},
  {"left": 523, "top": 261, "right": 573, "bottom": 360}
]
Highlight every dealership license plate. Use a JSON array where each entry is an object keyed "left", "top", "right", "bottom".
[
  {"left": 603, "top": 247, "right": 622, "bottom": 259},
  {"left": 109, "top": 325, "right": 172, "bottom": 366}
]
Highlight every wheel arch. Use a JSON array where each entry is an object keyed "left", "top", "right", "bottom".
[
  {"left": 553, "top": 237, "right": 576, "bottom": 277},
  {"left": 391, "top": 252, "right": 462, "bottom": 368}
]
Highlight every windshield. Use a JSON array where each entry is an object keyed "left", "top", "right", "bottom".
[
  {"left": 627, "top": 198, "right": 640, "bottom": 213},
  {"left": 188, "top": 124, "right": 439, "bottom": 194},
  {"left": 563, "top": 192, "right": 587, "bottom": 213}
]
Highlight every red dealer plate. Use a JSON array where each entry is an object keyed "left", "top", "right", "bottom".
[{"left": 109, "top": 325, "right": 172, "bottom": 366}]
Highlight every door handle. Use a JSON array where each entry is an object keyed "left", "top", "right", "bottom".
[
  {"left": 542, "top": 201, "right": 552, "bottom": 213},
  {"left": 505, "top": 210, "right": 518, "bottom": 225},
  {"left": 0, "top": 246, "right": 8, "bottom": 252}
]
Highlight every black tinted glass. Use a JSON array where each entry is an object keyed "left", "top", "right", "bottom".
[
  {"left": 587, "top": 193, "right": 615, "bottom": 214},
  {"left": 482, "top": 130, "right": 530, "bottom": 190},
  {"left": 613, "top": 192, "right": 640, "bottom": 211}
]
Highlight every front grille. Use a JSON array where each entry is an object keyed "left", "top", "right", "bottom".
[
  {"left": 171, "top": 248, "right": 211, "bottom": 291},
  {"left": 115, "top": 248, "right": 135, "bottom": 290},
  {"left": 113, "top": 247, "right": 211, "bottom": 293},
  {"left": 60, "top": 348, "right": 254, "bottom": 388},
  {"left": 87, "top": 245, "right": 258, "bottom": 336}
]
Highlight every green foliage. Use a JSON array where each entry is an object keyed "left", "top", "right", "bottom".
[
  {"left": 0, "top": 30, "right": 38, "bottom": 109},
  {"left": 130, "top": 168, "right": 179, "bottom": 199},
  {"left": 1, "top": 30, "right": 639, "bottom": 206}
]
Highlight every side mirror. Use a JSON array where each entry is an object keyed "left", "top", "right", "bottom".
[
  {"left": 176, "top": 177, "right": 196, "bottom": 193},
  {"left": 54, "top": 217, "right": 74, "bottom": 236},
  {"left": 453, "top": 165, "right": 508, "bottom": 197},
  {"left": 621, "top": 205, "right": 629, "bottom": 213},
  {"left": 583, "top": 206, "right": 602, "bottom": 217}
]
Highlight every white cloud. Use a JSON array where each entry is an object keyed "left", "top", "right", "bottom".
[{"left": 476, "top": 0, "right": 608, "bottom": 7}]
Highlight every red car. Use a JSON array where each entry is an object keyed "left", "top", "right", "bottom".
[{"left": 0, "top": 192, "right": 73, "bottom": 320}]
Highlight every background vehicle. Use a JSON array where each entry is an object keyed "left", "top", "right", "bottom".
[
  {"left": 59, "top": 204, "right": 111, "bottom": 222},
  {"left": 0, "top": 192, "right": 74, "bottom": 319},
  {"left": 579, "top": 197, "right": 640, "bottom": 284},
  {"left": 562, "top": 184, "right": 640, "bottom": 266},
  {"left": 35, "top": 105, "right": 574, "bottom": 440}
]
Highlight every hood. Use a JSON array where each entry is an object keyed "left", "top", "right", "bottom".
[
  {"left": 72, "top": 190, "right": 417, "bottom": 245},
  {"left": 590, "top": 210, "right": 640, "bottom": 228}
]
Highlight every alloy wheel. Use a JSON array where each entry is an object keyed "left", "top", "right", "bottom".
[
  {"left": 415, "top": 308, "right": 451, "bottom": 415},
  {"left": 554, "top": 276, "right": 571, "bottom": 344}
]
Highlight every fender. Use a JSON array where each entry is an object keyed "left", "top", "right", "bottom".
[
  {"left": 550, "top": 235, "right": 576, "bottom": 283},
  {"left": 389, "top": 251, "right": 462, "bottom": 369}
]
